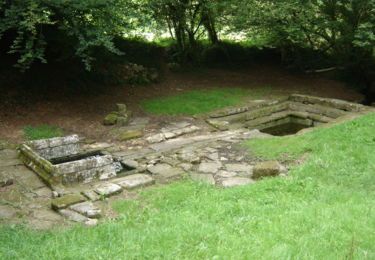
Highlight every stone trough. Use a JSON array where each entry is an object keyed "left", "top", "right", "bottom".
[
  {"left": 202, "top": 94, "right": 373, "bottom": 136},
  {"left": 18, "top": 135, "right": 118, "bottom": 188}
]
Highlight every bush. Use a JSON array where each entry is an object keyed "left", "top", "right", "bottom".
[{"left": 22, "top": 125, "right": 64, "bottom": 140}]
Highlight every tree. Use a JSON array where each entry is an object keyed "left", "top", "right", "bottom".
[{"left": 0, "top": 0, "right": 135, "bottom": 70}]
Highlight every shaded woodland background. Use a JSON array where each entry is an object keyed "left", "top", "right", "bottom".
[{"left": 1, "top": 0, "right": 374, "bottom": 104}]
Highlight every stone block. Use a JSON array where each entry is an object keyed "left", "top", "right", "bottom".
[
  {"left": 69, "top": 201, "right": 101, "bottom": 218},
  {"left": 198, "top": 162, "right": 222, "bottom": 174},
  {"left": 253, "top": 161, "right": 283, "bottom": 178},
  {"left": 114, "top": 174, "right": 155, "bottom": 190},
  {"left": 59, "top": 209, "right": 88, "bottom": 222},
  {"left": 103, "top": 113, "right": 118, "bottom": 125},
  {"left": 95, "top": 183, "right": 122, "bottom": 197},
  {"left": 51, "top": 194, "right": 86, "bottom": 210}
]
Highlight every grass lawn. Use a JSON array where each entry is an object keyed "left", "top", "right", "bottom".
[
  {"left": 1, "top": 113, "right": 374, "bottom": 259},
  {"left": 142, "top": 87, "right": 272, "bottom": 115}
]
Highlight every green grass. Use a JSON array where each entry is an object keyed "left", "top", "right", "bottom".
[
  {"left": 142, "top": 87, "right": 272, "bottom": 115},
  {"left": 1, "top": 113, "right": 374, "bottom": 259},
  {"left": 22, "top": 124, "right": 64, "bottom": 140}
]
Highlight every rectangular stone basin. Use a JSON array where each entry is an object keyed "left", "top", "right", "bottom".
[
  {"left": 204, "top": 94, "right": 375, "bottom": 135},
  {"left": 18, "top": 135, "right": 117, "bottom": 187}
]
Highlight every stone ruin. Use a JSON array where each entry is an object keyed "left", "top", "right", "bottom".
[
  {"left": 12, "top": 94, "right": 374, "bottom": 226},
  {"left": 201, "top": 94, "right": 372, "bottom": 135},
  {"left": 18, "top": 135, "right": 117, "bottom": 189}
]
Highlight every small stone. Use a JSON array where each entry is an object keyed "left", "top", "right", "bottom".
[
  {"left": 178, "top": 153, "right": 200, "bottom": 164},
  {"left": 34, "top": 187, "right": 52, "bottom": 197},
  {"left": 253, "top": 161, "right": 283, "bottom": 179},
  {"left": 58, "top": 209, "right": 88, "bottom": 222},
  {"left": 103, "top": 113, "right": 118, "bottom": 125},
  {"left": 220, "top": 157, "right": 228, "bottom": 161},
  {"left": 51, "top": 194, "right": 86, "bottom": 210},
  {"left": 69, "top": 201, "right": 101, "bottom": 218},
  {"left": 116, "top": 116, "right": 130, "bottom": 126},
  {"left": 85, "top": 142, "right": 112, "bottom": 150},
  {"left": 0, "top": 176, "right": 13, "bottom": 187},
  {"left": 156, "top": 168, "right": 184, "bottom": 179},
  {"left": 205, "top": 147, "right": 218, "bottom": 153},
  {"left": 280, "top": 165, "right": 288, "bottom": 174},
  {"left": 83, "top": 139, "right": 96, "bottom": 144},
  {"left": 164, "top": 132, "right": 177, "bottom": 139},
  {"left": 225, "top": 164, "right": 253, "bottom": 174},
  {"left": 116, "top": 129, "right": 142, "bottom": 141},
  {"left": 198, "top": 162, "right": 222, "bottom": 174},
  {"left": 52, "top": 191, "right": 59, "bottom": 198},
  {"left": 207, "top": 152, "right": 219, "bottom": 161},
  {"left": 235, "top": 156, "right": 245, "bottom": 161},
  {"left": 82, "top": 190, "right": 100, "bottom": 201},
  {"left": 147, "top": 163, "right": 172, "bottom": 175},
  {"left": 190, "top": 173, "right": 215, "bottom": 185},
  {"left": 216, "top": 170, "right": 237, "bottom": 178},
  {"left": 147, "top": 133, "right": 165, "bottom": 144},
  {"left": 117, "top": 103, "right": 127, "bottom": 114},
  {"left": 179, "top": 163, "right": 193, "bottom": 171},
  {"left": 114, "top": 174, "right": 155, "bottom": 190},
  {"left": 222, "top": 177, "right": 254, "bottom": 188},
  {"left": 121, "top": 159, "right": 138, "bottom": 169},
  {"left": 95, "top": 183, "right": 122, "bottom": 197},
  {"left": 85, "top": 218, "right": 98, "bottom": 227}
]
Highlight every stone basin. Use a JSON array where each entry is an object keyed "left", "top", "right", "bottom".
[
  {"left": 202, "top": 94, "right": 375, "bottom": 135},
  {"left": 18, "top": 135, "right": 117, "bottom": 188}
]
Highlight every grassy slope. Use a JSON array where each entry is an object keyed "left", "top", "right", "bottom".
[
  {"left": 142, "top": 88, "right": 272, "bottom": 115},
  {"left": 1, "top": 113, "right": 374, "bottom": 259}
]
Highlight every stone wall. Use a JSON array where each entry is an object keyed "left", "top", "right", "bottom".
[{"left": 28, "top": 135, "right": 80, "bottom": 160}]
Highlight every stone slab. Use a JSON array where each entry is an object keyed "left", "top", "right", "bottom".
[
  {"left": 147, "top": 164, "right": 172, "bottom": 175},
  {"left": 225, "top": 164, "right": 253, "bottom": 174},
  {"left": 216, "top": 170, "right": 237, "bottom": 178},
  {"left": 69, "top": 201, "right": 101, "bottom": 218},
  {"left": 82, "top": 190, "right": 101, "bottom": 201},
  {"left": 198, "top": 162, "right": 222, "bottom": 174},
  {"left": 59, "top": 209, "right": 88, "bottom": 222},
  {"left": 113, "top": 174, "right": 155, "bottom": 190},
  {"left": 95, "top": 183, "right": 122, "bottom": 197},
  {"left": 51, "top": 194, "right": 86, "bottom": 210},
  {"left": 222, "top": 177, "right": 254, "bottom": 188},
  {"left": 253, "top": 161, "right": 282, "bottom": 178}
]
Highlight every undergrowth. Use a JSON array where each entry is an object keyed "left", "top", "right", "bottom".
[{"left": 22, "top": 124, "right": 64, "bottom": 140}]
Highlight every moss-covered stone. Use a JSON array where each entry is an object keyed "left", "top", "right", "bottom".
[
  {"left": 117, "top": 103, "right": 127, "bottom": 114},
  {"left": 116, "top": 129, "right": 143, "bottom": 141},
  {"left": 253, "top": 161, "right": 282, "bottom": 179},
  {"left": 103, "top": 113, "right": 118, "bottom": 125},
  {"left": 51, "top": 194, "right": 86, "bottom": 210}
]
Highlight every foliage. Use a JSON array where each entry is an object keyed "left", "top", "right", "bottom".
[
  {"left": 22, "top": 124, "right": 64, "bottom": 140},
  {"left": 142, "top": 87, "right": 271, "bottom": 115},
  {"left": 0, "top": 0, "right": 135, "bottom": 70},
  {"left": 228, "top": 0, "right": 375, "bottom": 70},
  {"left": 145, "top": 0, "right": 223, "bottom": 64},
  {"left": 1, "top": 113, "right": 375, "bottom": 259}
]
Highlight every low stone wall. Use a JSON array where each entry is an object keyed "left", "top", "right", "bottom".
[
  {"left": 203, "top": 94, "right": 374, "bottom": 132},
  {"left": 27, "top": 135, "right": 80, "bottom": 160},
  {"left": 18, "top": 135, "right": 116, "bottom": 187}
]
